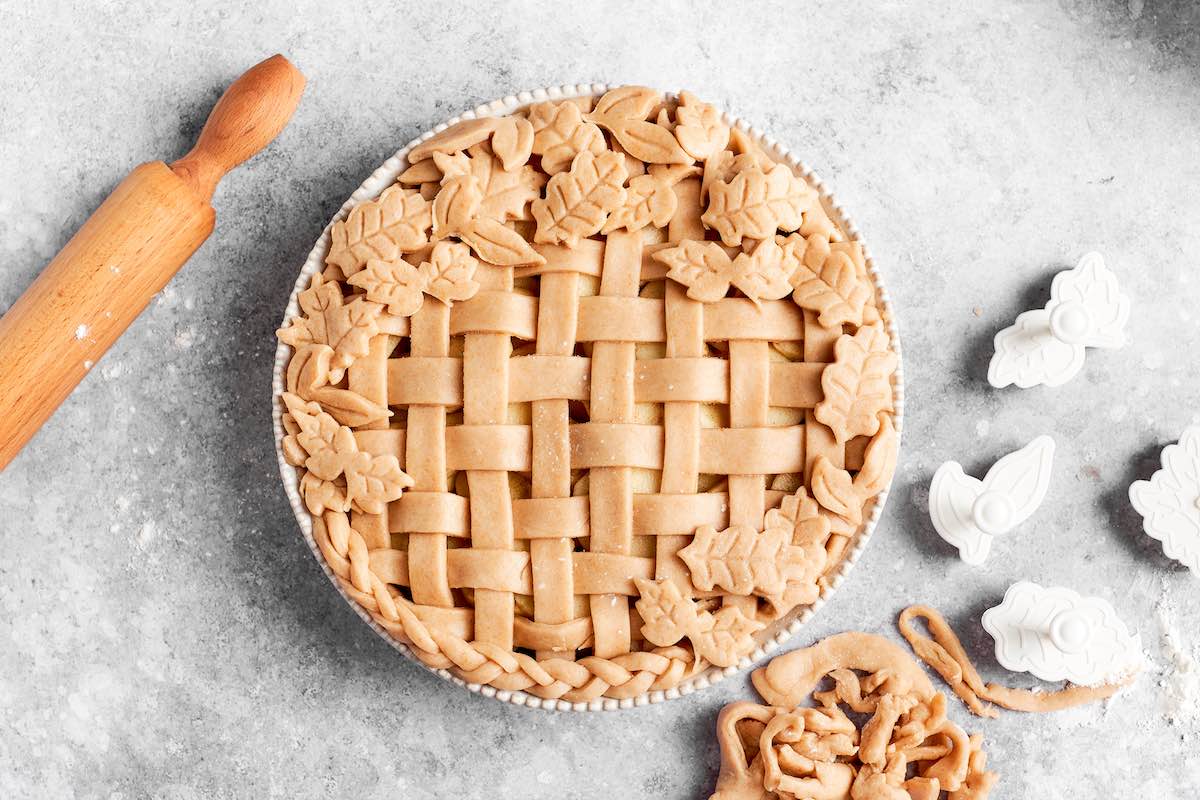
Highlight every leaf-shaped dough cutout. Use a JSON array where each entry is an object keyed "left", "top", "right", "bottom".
[
  {"left": 701, "top": 150, "right": 760, "bottom": 204},
  {"left": 603, "top": 119, "right": 694, "bottom": 165},
  {"left": 276, "top": 274, "right": 382, "bottom": 382},
  {"left": 702, "top": 163, "right": 816, "bottom": 246},
  {"left": 633, "top": 577, "right": 695, "bottom": 646},
  {"left": 988, "top": 309, "right": 1085, "bottom": 389},
  {"left": 432, "top": 174, "right": 484, "bottom": 239},
  {"left": 281, "top": 392, "right": 413, "bottom": 515},
  {"left": 326, "top": 185, "right": 432, "bottom": 276},
  {"left": 490, "top": 116, "right": 534, "bottom": 172},
  {"left": 591, "top": 86, "right": 661, "bottom": 120},
  {"left": 345, "top": 452, "right": 414, "bottom": 515},
  {"left": 763, "top": 487, "right": 832, "bottom": 549},
  {"left": 459, "top": 218, "right": 545, "bottom": 266},
  {"left": 346, "top": 257, "right": 427, "bottom": 317},
  {"left": 408, "top": 117, "right": 498, "bottom": 163},
  {"left": 853, "top": 414, "right": 899, "bottom": 498},
  {"left": 432, "top": 174, "right": 545, "bottom": 266},
  {"left": 601, "top": 172, "right": 678, "bottom": 234},
  {"left": 435, "top": 145, "right": 545, "bottom": 222},
  {"left": 679, "top": 524, "right": 796, "bottom": 597},
  {"left": 814, "top": 324, "right": 897, "bottom": 444},
  {"left": 531, "top": 149, "right": 628, "bottom": 247},
  {"left": 1047, "top": 252, "right": 1130, "bottom": 349},
  {"left": 586, "top": 86, "right": 693, "bottom": 165},
  {"left": 397, "top": 158, "right": 441, "bottom": 185},
  {"left": 652, "top": 240, "right": 736, "bottom": 303},
  {"left": 528, "top": 100, "right": 606, "bottom": 174},
  {"left": 634, "top": 577, "right": 762, "bottom": 667},
  {"left": 790, "top": 247, "right": 872, "bottom": 327},
  {"left": 693, "top": 606, "right": 764, "bottom": 667},
  {"left": 286, "top": 344, "right": 390, "bottom": 428},
  {"left": 673, "top": 90, "right": 730, "bottom": 160},
  {"left": 811, "top": 457, "right": 862, "bottom": 525},
  {"left": 307, "top": 387, "right": 392, "bottom": 429},
  {"left": 418, "top": 241, "right": 480, "bottom": 305},
  {"left": 730, "top": 238, "right": 795, "bottom": 303}
]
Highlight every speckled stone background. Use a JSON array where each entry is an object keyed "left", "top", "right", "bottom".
[{"left": 2, "top": 1, "right": 1198, "bottom": 797}]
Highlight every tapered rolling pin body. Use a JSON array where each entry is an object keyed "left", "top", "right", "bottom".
[{"left": 0, "top": 55, "right": 305, "bottom": 471}]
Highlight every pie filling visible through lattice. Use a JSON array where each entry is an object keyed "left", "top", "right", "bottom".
[{"left": 277, "top": 87, "right": 900, "bottom": 703}]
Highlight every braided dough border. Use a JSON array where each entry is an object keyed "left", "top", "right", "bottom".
[{"left": 271, "top": 83, "right": 905, "bottom": 712}]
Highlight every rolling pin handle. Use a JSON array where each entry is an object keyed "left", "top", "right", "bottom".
[{"left": 171, "top": 54, "right": 306, "bottom": 202}]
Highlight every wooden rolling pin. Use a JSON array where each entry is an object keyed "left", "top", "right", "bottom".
[{"left": 0, "top": 54, "right": 305, "bottom": 471}]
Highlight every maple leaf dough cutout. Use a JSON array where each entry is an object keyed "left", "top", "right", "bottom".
[
  {"left": 702, "top": 162, "right": 817, "bottom": 246},
  {"left": 814, "top": 323, "right": 897, "bottom": 444},
  {"left": 326, "top": 185, "right": 433, "bottom": 277},
  {"left": 432, "top": 174, "right": 545, "bottom": 266},
  {"left": 531, "top": 149, "right": 628, "bottom": 247},
  {"left": 276, "top": 272, "right": 383, "bottom": 383},
  {"left": 633, "top": 578, "right": 764, "bottom": 667},
  {"left": 782, "top": 234, "right": 873, "bottom": 327},
  {"left": 601, "top": 164, "right": 697, "bottom": 234},
  {"left": 286, "top": 344, "right": 391, "bottom": 428},
  {"left": 652, "top": 237, "right": 795, "bottom": 304},
  {"left": 347, "top": 241, "right": 480, "bottom": 317},
  {"left": 527, "top": 100, "right": 607, "bottom": 175},
  {"left": 584, "top": 86, "right": 693, "bottom": 165},
  {"left": 432, "top": 143, "right": 545, "bottom": 223},
  {"left": 281, "top": 393, "right": 414, "bottom": 515},
  {"left": 672, "top": 90, "right": 730, "bottom": 160},
  {"left": 811, "top": 414, "right": 899, "bottom": 526}
]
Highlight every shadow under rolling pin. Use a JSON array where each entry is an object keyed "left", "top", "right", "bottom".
[{"left": 0, "top": 54, "right": 306, "bottom": 471}]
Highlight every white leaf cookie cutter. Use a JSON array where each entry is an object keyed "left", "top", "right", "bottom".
[
  {"left": 1129, "top": 425, "right": 1200, "bottom": 574},
  {"left": 988, "top": 252, "right": 1130, "bottom": 389},
  {"left": 929, "top": 435, "right": 1055, "bottom": 564},
  {"left": 981, "top": 581, "right": 1143, "bottom": 686}
]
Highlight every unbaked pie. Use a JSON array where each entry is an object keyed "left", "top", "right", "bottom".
[{"left": 276, "top": 86, "right": 900, "bottom": 703}]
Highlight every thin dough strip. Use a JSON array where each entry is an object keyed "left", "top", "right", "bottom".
[{"left": 898, "top": 604, "right": 1129, "bottom": 716}]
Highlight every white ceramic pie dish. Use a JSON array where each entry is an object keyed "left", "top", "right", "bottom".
[{"left": 271, "top": 83, "right": 904, "bottom": 711}]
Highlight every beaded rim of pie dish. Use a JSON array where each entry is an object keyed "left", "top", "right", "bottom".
[{"left": 271, "top": 83, "right": 905, "bottom": 712}]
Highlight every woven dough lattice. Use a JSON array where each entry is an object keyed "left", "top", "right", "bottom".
[{"left": 276, "top": 87, "right": 900, "bottom": 704}]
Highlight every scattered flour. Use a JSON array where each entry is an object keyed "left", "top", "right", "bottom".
[
  {"left": 1155, "top": 587, "right": 1200, "bottom": 730},
  {"left": 74, "top": 324, "right": 88, "bottom": 340},
  {"left": 135, "top": 521, "right": 156, "bottom": 550}
]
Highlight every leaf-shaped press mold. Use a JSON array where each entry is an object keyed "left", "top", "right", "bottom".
[
  {"left": 1129, "top": 425, "right": 1200, "bottom": 573},
  {"left": 929, "top": 436, "right": 1055, "bottom": 565}
]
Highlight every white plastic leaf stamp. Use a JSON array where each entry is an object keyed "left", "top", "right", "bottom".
[
  {"left": 988, "top": 252, "right": 1130, "bottom": 388},
  {"left": 1129, "top": 425, "right": 1200, "bottom": 574},
  {"left": 981, "top": 581, "right": 1143, "bottom": 686},
  {"left": 929, "top": 435, "right": 1055, "bottom": 564}
]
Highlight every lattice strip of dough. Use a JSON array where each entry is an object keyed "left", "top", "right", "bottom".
[
  {"left": 723, "top": 338, "right": 772, "bottom": 620},
  {"left": 803, "top": 305, "right": 854, "bottom": 566},
  {"left": 349, "top": 332, "right": 393, "bottom": 549},
  {"left": 656, "top": 177, "right": 705, "bottom": 593},
  {"left": 530, "top": 254, "right": 580, "bottom": 659},
  {"left": 463, "top": 264, "right": 517, "bottom": 650},
  {"left": 405, "top": 303, "right": 454, "bottom": 607},
  {"left": 587, "top": 231, "right": 641, "bottom": 659}
]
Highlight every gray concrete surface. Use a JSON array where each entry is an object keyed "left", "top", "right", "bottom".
[{"left": 2, "top": 1, "right": 1199, "bottom": 797}]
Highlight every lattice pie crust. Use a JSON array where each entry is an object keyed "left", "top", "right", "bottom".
[{"left": 277, "top": 87, "right": 900, "bottom": 703}]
